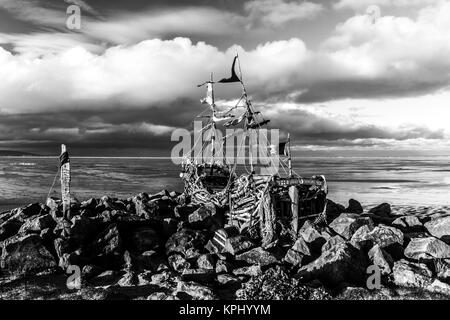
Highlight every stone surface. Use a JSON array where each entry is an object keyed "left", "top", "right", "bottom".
[
  {"left": 346, "top": 199, "right": 363, "bottom": 214},
  {"left": 368, "top": 244, "right": 394, "bottom": 275},
  {"left": 235, "top": 247, "right": 279, "bottom": 267},
  {"left": 176, "top": 281, "right": 218, "bottom": 300},
  {"left": 351, "top": 225, "right": 403, "bottom": 250},
  {"left": 0, "top": 218, "right": 23, "bottom": 241},
  {"left": 329, "top": 213, "right": 374, "bottom": 240},
  {"left": 424, "top": 216, "right": 450, "bottom": 242},
  {"left": 19, "top": 214, "right": 56, "bottom": 234},
  {"left": 196, "top": 254, "right": 215, "bottom": 270},
  {"left": 224, "top": 235, "right": 255, "bottom": 255},
  {"left": 168, "top": 254, "right": 191, "bottom": 272},
  {"left": 298, "top": 243, "right": 367, "bottom": 287},
  {"left": 368, "top": 203, "right": 391, "bottom": 217},
  {"left": 1, "top": 234, "right": 56, "bottom": 276},
  {"left": 232, "top": 265, "right": 262, "bottom": 277},
  {"left": 181, "top": 268, "right": 215, "bottom": 284},
  {"left": 284, "top": 237, "right": 312, "bottom": 266},
  {"left": 165, "top": 228, "right": 207, "bottom": 256},
  {"left": 392, "top": 259, "right": 433, "bottom": 288},
  {"left": 404, "top": 237, "right": 450, "bottom": 260},
  {"left": 299, "top": 221, "right": 326, "bottom": 251},
  {"left": 322, "top": 235, "right": 345, "bottom": 253},
  {"left": 392, "top": 216, "right": 423, "bottom": 232}
]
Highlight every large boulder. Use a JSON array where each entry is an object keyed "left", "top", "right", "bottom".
[
  {"left": 235, "top": 247, "right": 280, "bottom": 267},
  {"left": 325, "top": 200, "right": 345, "bottom": 223},
  {"left": 424, "top": 216, "right": 450, "bottom": 243},
  {"left": 329, "top": 213, "right": 374, "bottom": 240},
  {"left": 297, "top": 243, "right": 367, "bottom": 287},
  {"left": 368, "top": 244, "right": 394, "bottom": 275},
  {"left": 90, "top": 223, "right": 124, "bottom": 268},
  {"left": 165, "top": 228, "right": 207, "bottom": 257},
  {"left": 392, "top": 216, "right": 423, "bottom": 233},
  {"left": 299, "top": 221, "right": 326, "bottom": 252},
  {"left": 321, "top": 235, "right": 345, "bottom": 253},
  {"left": 351, "top": 225, "right": 403, "bottom": 250},
  {"left": 0, "top": 218, "right": 23, "bottom": 241},
  {"left": 368, "top": 203, "right": 391, "bottom": 218},
  {"left": 346, "top": 199, "right": 363, "bottom": 214},
  {"left": 404, "top": 237, "right": 450, "bottom": 260},
  {"left": 392, "top": 259, "right": 433, "bottom": 288},
  {"left": 67, "top": 216, "right": 101, "bottom": 247},
  {"left": 19, "top": 214, "right": 56, "bottom": 234},
  {"left": 435, "top": 259, "right": 450, "bottom": 283},
  {"left": 1, "top": 234, "right": 56, "bottom": 276},
  {"left": 284, "top": 237, "right": 312, "bottom": 266}
]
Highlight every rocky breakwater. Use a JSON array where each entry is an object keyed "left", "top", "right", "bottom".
[{"left": 1, "top": 193, "right": 450, "bottom": 300}]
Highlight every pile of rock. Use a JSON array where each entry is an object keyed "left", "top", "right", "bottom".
[{"left": 1, "top": 194, "right": 450, "bottom": 300}]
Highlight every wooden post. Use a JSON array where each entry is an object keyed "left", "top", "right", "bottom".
[
  {"left": 289, "top": 186, "right": 299, "bottom": 236},
  {"left": 60, "top": 144, "right": 71, "bottom": 220}
]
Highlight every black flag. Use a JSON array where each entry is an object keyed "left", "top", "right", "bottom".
[
  {"left": 60, "top": 151, "right": 70, "bottom": 167},
  {"left": 218, "top": 56, "right": 241, "bottom": 83},
  {"left": 279, "top": 142, "right": 289, "bottom": 156}
]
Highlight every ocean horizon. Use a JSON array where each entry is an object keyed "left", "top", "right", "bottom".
[{"left": 1, "top": 155, "right": 449, "bottom": 212}]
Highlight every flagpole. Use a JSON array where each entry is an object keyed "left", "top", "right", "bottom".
[
  {"left": 288, "top": 133, "right": 292, "bottom": 177},
  {"left": 210, "top": 72, "right": 216, "bottom": 166}
]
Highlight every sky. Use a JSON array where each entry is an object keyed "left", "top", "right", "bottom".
[{"left": 0, "top": 0, "right": 450, "bottom": 156}]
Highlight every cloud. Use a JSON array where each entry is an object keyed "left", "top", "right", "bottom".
[
  {"left": 244, "top": 0, "right": 324, "bottom": 27},
  {"left": 333, "top": 0, "right": 443, "bottom": 10}
]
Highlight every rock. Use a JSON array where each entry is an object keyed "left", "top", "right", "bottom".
[
  {"left": 147, "top": 292, "right": 178, "bottom": 300},
  {"left": 1, "top": 234, "right": 56, "bottom": 276},
  {"left": 91, "top": 223, "right": 123, "bottom": 268},
  {"left": 424, "top": 216, "right": 450, "bottom": 243},
  {"left": 19, "top": 214, "right": 56, "bottom": 234},
  {"left": 128, "top": 227, "right": 160, "bottom": 254},
  {"left": 224, "top": 235, "right": 255, "bottom": 255},
  {"left": 322, "top": 235, "right": 345, "bottom": 253},
  {"left": 118, "top": 271, "right": 139, "bottom": 287},
  {"left": 58, "top": 249, "right": 86, "bottom": 270},
  {"left": 181, "top": 268, "right": 216, "bottom": 284},
  {"left": 351, "top": 225, "right": 403, "bottom": 250},
  {"left": 368, "top": 203, "right": 391, "bottom": 217},
  {"left": 435, "top": 259, "right": 450, "bottom": 283},
  {"left": 215, "top": 259, "right": 233, "bottom": 274},
  {"left": 325, "top": 200, "right": 346, "bottom": 223},
  {"left": 237, "top": 266, "right": 332, "bottom": 300},
  {"left": 232, "top": 265, "right": 262, "bottom": 277},
  {"left": 392, "top": 259, "right": 433, "bottom": 288},
  {"left": 196, "top": 254, "right": 215, "bottom": 270},
  {"left": 187, "top": 204, "right": 220, "bottom": 231},
  {"left": 168, "top": 254, "right": 191, "bottom": 272},
  {"left": 0, "top": 218, "right": 23, "bottom": 241},
  {"left": 91, "top": 270, "right": 120, "bottom": 286},
  {"left": 329, "top": 213, "right": 374, "bottom": 240},
  {"left": 67, "top": 216, "right": 100, "bottom": 247},
  {"left": 235, "top": 247, "right": 279, "bottom": 267},
  {"left": 368, "top": 244, "right": 394, "bottom": 275},
  {"left": 174, "top": 205, "right": 198, "bottom": 220},
  {"left": 299, "top": 220, "right": 326, "bottom": 251},
  {"left": 404, "top": 237, "right": 450, "bottom": 260},
  {"left": 426, "top": 279, "right": 450, "bottom": 296},
  {"left": 346, "top": 199, "right": 363, "bottom": 214},
  {"left": 15, "top": 203, "right": 46, "bottom": 220},
  {"left": 284, "top": 237, "right": 312, "bottom": 266},
  {"left": 298, "top": 243, "right": 367, "bottom": 287},
  {"left": 165, "top": 228, "right": 207, "bottom": 256},
  {"left": 216, "top": 274, "right": 241, "bottom": 287},
  {"left": 392, "top": 216, "right": 423, "bottom": 232},
  {"left": 176, "top": 281, "right": 218, "bottom": 300},
  {"left": 54, "top": 238, "right": 70, "bottom": 259},
  {"left": 82, "top": 264, "right": 102, "bottom": 279}
]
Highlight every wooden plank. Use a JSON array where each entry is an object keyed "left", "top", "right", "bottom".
[{"left": 289, "top": 186, "right": 299, "bottom": 235}]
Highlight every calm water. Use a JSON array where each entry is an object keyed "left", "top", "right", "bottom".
[{"left": 0, "top": 156, "right": 449, "bottom": 211}]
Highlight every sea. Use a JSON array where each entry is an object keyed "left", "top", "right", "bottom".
[{"left": 0, "top": 156, "right": 449, "bottom": 212}]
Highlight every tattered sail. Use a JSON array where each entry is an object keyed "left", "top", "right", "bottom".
[
  {"left": 218, "top": 56, "right": 241, "bottom": 84},
  {"left": 60, "top": 144, "right": 71, "bottom": 218}
]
